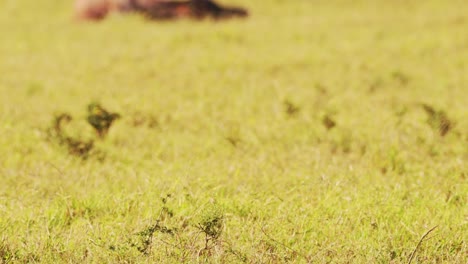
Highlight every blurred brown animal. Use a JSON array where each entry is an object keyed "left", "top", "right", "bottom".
[
  {"left": 74, "top": 0, "right": 248, "bottom": 21},
  {"left": 74, "top": 0, "right": 134, "bottom": 20}
]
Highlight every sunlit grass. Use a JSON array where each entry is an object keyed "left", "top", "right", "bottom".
[{"left": 0, "top": 0, "right": 467, "bottom": 262}]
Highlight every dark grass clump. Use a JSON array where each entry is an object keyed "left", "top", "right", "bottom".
[
  {"left": 421, "top": 104, "right": 454, "bottom": 136},
  {"left": 47, "top": 113, "right": 95, "bottom": 159},
  {"left": 46, "top": 102, "right": 121, "bottom": 160},
  {"left": 322, "top": 115, "right": 336, "bottom": 130},
  {"left": 62, "top": 137, "right": 94, "bottom": 158},
  {"left": 392, "top": 70, "right": 410, "bottom": 86},
  {"left": 87, "top": 103, "right": 121, "bottom": 139},
  {"left": 130, "top": 112, "right": 160, "bottom": 128},
  {"left": 283, "top": 100, "right": 300, "bottom": 117},
  {"left": 0, "top": 241, "right": 20, "bottom": 263}
]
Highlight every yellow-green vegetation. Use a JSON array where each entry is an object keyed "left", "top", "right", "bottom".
[{"left": 0, "top": 0, "right": 467, "bottom": 262}]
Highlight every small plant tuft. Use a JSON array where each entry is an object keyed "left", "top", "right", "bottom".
[
  {"left": 197, "top": 205, "right": 224, "bottom": 254},
  {"left": 132, "top": 220, "right": 176, "bottom": 255},
  {"left": 130, "top": 194, "right": 176, "bottom": 255}
]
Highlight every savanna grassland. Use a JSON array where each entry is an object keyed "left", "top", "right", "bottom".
[{"left": 0, "top": 0, "right": 467, "bottom": 263}]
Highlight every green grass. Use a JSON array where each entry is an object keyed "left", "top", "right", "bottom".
[{"left": 0, "top": 0, "right": 467, "bottom": 262}]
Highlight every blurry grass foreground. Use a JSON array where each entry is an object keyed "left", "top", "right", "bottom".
[{"left": 0, "top": 0, "right": 467, "bottom": 263}]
